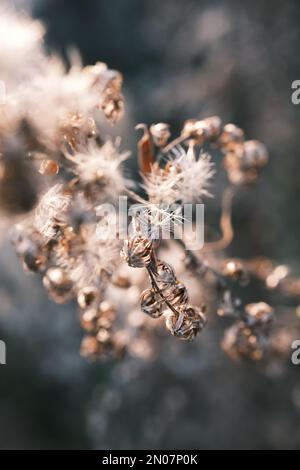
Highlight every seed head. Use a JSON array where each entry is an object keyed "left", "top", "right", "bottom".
[
  {"left": 140, "top": 289, "right": 163, "bottom": 318},
  {"left": 121, "top": 235, "right": 153, "bottom": 268}
]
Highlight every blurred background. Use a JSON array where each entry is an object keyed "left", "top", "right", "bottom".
[{"left": 0, "top": 0, "right": 300, "bottom": 449}]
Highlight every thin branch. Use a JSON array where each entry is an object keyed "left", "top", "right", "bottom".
[{"left": 202, "top": 186, "right": 235, "bottom": 253}]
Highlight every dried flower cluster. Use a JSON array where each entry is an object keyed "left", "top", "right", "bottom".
[
  {"left": 1, "top": 7, "right": 299, "bottom": 363},
  {"left": 122, "top": 237, "right": 207, "bottom": 341}
]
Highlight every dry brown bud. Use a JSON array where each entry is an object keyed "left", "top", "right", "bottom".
[
  {"left": 153, "top": 260, "right": 176, "bottom": 287},
  {"left": 80, "top": 307, "right": 98, "bottom": 332},
  {"left": 150, "top": 123, "right": 171, "bottom": 147},
  {"left": 245, "top": 302, "right": 274, "bottom": 326},
  {"left": 164, "top": 281, "right": 189, "bottom": 308},
  {"left": 100, "top": 70, "right": 124, "bottom": 124},
  {"left": 97, "top": 301, "right": 116, "bottom": 328},
  {"left": 60, "top": 113, "right": 96, "bottom": 150},
  {"left": 182, "top": 116, "right": 221, "bottom": 144},
  {"left": 223, "top": 139, "right": 268, "bottom": 185},
  {"left": 80, "top": 335, "right": 100, "bottom": 358},
  {"left": 38, "top": 159, "right": 59, "bottom": 176},
  {"left": 77, "top": 286, "right": 99, "bottom": 309},
  {"left": 43, "top": 267, "right": 73, "bottom": 303},
  {"left": 140, "top": 289, "right": 163, "bottom": 318},
  {"left": 243, "top": 140, "right": 268, "bottom": 168},
  {"left": 165, "top": 305, "right": 206, "bottom": 341},
  {"left": 121, "top": 236, "right": 153, "bottom": 268},
  {"left": 22, "top": 249, "right": 47, "bottom": 273},
  {"left": 218, "top": 123, "right": 244, "bottom": 151},
  {"left": 203, "top": 116, "right": 223, "bottom": 139}
]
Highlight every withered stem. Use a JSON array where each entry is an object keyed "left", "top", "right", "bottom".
[
  {"left": 202, "top": 186, "right": 235, "bottom": 252},
  {"left": 146, "top": 264, "right": 181, "bottom": 317}
]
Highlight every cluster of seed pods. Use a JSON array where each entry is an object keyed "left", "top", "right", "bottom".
[
  {"left": 183, "top": 118, "right": 268, "bottom": 184},
  {"left": 121, "top": 234, "right": 206, "bottom": 341},
  {"left": 149, "top": 116, "right": 268, "bottom": 185}
]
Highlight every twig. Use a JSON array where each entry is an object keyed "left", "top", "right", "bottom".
[{"left": 202, "top": 186, "right": 235, "bottom": 252}]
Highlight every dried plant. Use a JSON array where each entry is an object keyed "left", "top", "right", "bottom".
[{"left": 1, "top": 6, "right": 299, "bottom": 363}]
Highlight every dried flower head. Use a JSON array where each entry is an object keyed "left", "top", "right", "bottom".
[
  {"left": 43, "top": 267, "right": 73, "bottom": 304},
  {"left": 4, "top": 7, "right": 295, "bottom": 364},
  {"left": 121, "top": 235, "right": 153, "bottom": 268},
  {"left": 140, "top": 289, "right": 163, "bottom": 318},
  {"left": 150, "top": 123, "right": 171, "bottom": 147},
  {"left": 166, "top": 306, "right": 206, "bottom": 341}
]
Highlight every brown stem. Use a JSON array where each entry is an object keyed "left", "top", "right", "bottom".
[
  {"left": 161, "top": 134, "right": 189, "bottom": 154},
  {"left": 146, "top": 265, "right": 181, "bottom": 317},
  {"left": 201, "top": 186, "right": 235, "bottom": 253}
]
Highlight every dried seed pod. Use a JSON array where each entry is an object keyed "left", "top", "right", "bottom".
[
  {"left": 224, "top": 139, "right": 268, "bottom": 185},
  {"left": 222, "top": 258, "right": 248, "bottom": 285},
  {"left": 80, "top": 307, "right": 98, "bottom": 332},
  {"left": 12, "top": 226, "right": 44, "bottom": 262},
  {"left": 43, "top": 267, "right": 73, "bottom": 303},
  {"left": 77, "top": 286, "right": 99, "bottom": 309},
  {"left": 203, "top": 116, "right": 222, "bottom": 140},
  {"left": 13, "top": 229, "right": 48, "bottom": 273},
  {"left": 99, "top": 300, "right": 115, "bottom": 315},
  {"left": 22, "top": 248, "right": 47, "bottom": 273},
  {"left": 245, "top": 302, "right": 274, "bottom": 327},
  {"left": 165, "top": 305, "right": 206, "bottom": 341},
  {"left": 97, "top": 301, "right": 116, "bottom": 328},
  {"left": 180, "top": 306, "right": 207, "bottom": 340},
  {"left": 60, "top": 113, "right": 97, "bottom": 150},
  {"left": 165, "top": 312, "right": 178, "bottom": 335},
  {"left": 218, "top": 123, "right": 244, "bottom": 151},
  {"left": 150, "top": 123, "right": 171, "bottom": 147},
  {"left": 153, "top": 260, "right": 176, "bottom": 287},
  {"left": 140, "top": 289, "right": 163, "bottom": 318},
  {"left": 97, "top": 316, "right": 114, "bottom": 330},
  {"left": 164, "top": 281, "right": 189, "bottom": 308},
  {"left": 243, "top": 140, "right": 268, "bottom": 168},
  {"left": 223, "top": 148, "right": 255, "bottom": 185},
  {"left": 80, "top": 335, "right": 101, "bottom": 359},
  {"left": 96, "top": 328, "right": 111, "bottom": 343},
  {"left": 38, "top": 159, "right": 59, "bottom": 176},
  {"left": 182, "top": 119, "right": 206, "bottom": 144},
  {"left": 182, "top": 116, "right": 222, "bottom": 144},
  {"left": 185, "top": 305, "right": 207, "bottom": 328},
  {"left": 121, "top": 235, "right": 153, "bottom": 267},
  {"left": 100, "top": 70, "right": 124, "bottom": 124}
]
